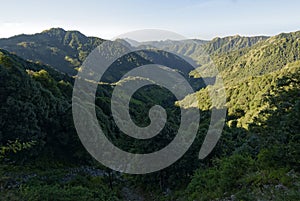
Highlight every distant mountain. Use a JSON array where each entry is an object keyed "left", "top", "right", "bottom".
[
  {"left": 0, "top": 29, "right": 203, "bottom": 83},
  {"left": 0, "top": 28, "right": 104, "bottom": 75},
  {"left": 135, "top": 36, "right": 267, "bottom": 64},
  {"left": 0, "top": 28, "right": 270, "bottom": 77},
  {"left": 192, "top": 31, "right": 300, "bottom": 82},
  {"left": 203, "top": 35, "right": 268, "bottom": 55},
  {"left": 122, "top": 38, "right": 141, "bottom": 47}
]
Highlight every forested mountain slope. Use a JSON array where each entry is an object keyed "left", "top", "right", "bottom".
[
  {"left": 0, "top": 28, "right": 104, "bottom": 75},
  {"left": 192, "top": 31, "right": 300, "bottom": 82},
  {"left": 0, "top": 28, "right": 269, "bottom": 77},
  {"left": 184, "top": 61, "right": 300, "bottom": 200}
]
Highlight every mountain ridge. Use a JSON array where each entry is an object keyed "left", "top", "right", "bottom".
[
  {"left": 0, "top": 28, "right": 105, "bottom": 75},
  {"left": 0, "top": 28, "right": 294, "bottom": 76}
]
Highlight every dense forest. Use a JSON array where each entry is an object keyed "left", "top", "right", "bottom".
[{"left": 0, "top": 28, "right": 299, "bottom": 201}]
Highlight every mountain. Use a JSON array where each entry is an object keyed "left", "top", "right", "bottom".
[
  {"left": 203, "top": 35, "right": 268, "bottom": 55},
  {"left": 135, "top": 35, "right": 267, "bottom": 65},
  {"left": 0, "top": 28, "right": 204, "bottom": 86},
  {"left": 0, "top": 28, "right": 104, "bottom": 75},
  {"left": 192, "top": 31, "right": 300, "bottom": 83},
  {"left": 0, "top": 28, "right": 269, "bottom": 80}
]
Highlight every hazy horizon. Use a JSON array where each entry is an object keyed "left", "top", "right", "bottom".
[
  {"left": 1, "top": 0, "right": 300, "bottom": 40},
  {"left": 2, "top": 26, "right": 299, "bottom": 42}
]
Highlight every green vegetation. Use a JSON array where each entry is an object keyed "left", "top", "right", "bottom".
[
  {"left": 191, "top": 31, "right": 300, "bottom": 82},
  {"left": 0, "top": 29, "right": 299, "bottom": 200},
  {"left": 0, "top": 28, "right": 104, "bottom": 75},
  {"left": 183, "top": 64, "right": 300, "bottom": 200},
  {"left": 0, "top": 165, "right": 120, "bottom": 201}
]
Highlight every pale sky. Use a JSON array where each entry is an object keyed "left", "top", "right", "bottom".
[{"left": 0, "top": 0, "right": 299, "bottom": 40}]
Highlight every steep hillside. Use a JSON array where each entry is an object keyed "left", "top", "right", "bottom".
[
  {"left": 192, "top": 31, "right": 300, "bottom": 82},
  {"left": 0, "top": 49, "right": 75, "bottom": 160},
  {"left": 180, "top": 60, "right": 300, "bottom": 128},
  {"left": 184, "top": 61, "right": 300, "bottom": 200}
]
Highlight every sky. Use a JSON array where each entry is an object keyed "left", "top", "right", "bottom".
[{"left": 0, "top": 0, "right": 300, "bottom": 40}]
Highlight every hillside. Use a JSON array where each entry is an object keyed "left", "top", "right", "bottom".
[
  {"left": 192, "top": 31, "right": 300, "bottom": 82},
  {"left": 0, "top": 28, "right": 104, "bottom": 75},
  {"left": 184, "top": 61, "right": 300, "bottom": 200},
  {"left": 0, "top": 48, "right": 73, "bottom": 152},
  {"left": 0, "top": 28, "right": 205, "bottom": 85},
  {"left": 203, "top": 35, "right": 268, "bottom": 55},
  {"left": 137, "top": 35, "right": 267, "bottom": 66},
  {"left": 0, "top": 28, "right": 271, "bottom": 82}
]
